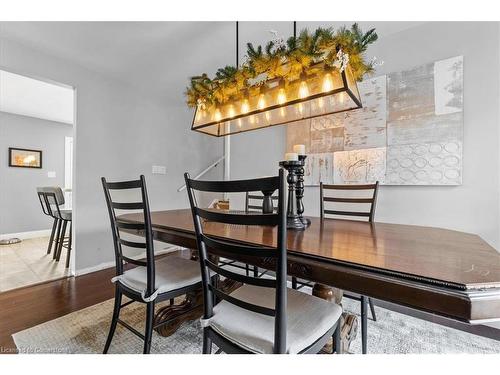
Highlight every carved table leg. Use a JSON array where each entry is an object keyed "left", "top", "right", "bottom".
[
  {"left": 312, "top": 283, "right": 358, "bottom": 354},
  {"left": 154, "top": 289, "right": 204, "bottom": 336},
  {"left": 154, "top": 250, "right": 244, "bottom": 337}
]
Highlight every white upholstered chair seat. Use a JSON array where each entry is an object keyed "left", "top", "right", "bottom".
[
  {"left": 205, "top": 284, "right": 342, "bottom": 354},
  {"left": 112, "top": 256, "right": 201, "bottom": 298}
]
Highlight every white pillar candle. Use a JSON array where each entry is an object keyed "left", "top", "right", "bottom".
[
  {"left": 285, "top": 152, "right": 299, "bottom": 161},
  {"left": 293, "top": 144, "right": 306, "bottom": 155}
]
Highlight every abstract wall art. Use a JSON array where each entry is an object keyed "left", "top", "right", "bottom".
[
  {"left": 8, "top": 147, "right": 42, "bottom": 169},
  {"left": 286, "top": 56, "right": 464, "bottom": 186}
]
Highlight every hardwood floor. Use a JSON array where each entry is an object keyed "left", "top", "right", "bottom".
[
  {"left": 1, "top": 265, "right": 499, "bottom": 354},
  {"left": 0, "top": 267, "right": 116, "bottom": 354}
]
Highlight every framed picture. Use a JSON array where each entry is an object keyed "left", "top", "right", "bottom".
[{"left": 8, "top": 147, "right": 43, "bottom": 169}]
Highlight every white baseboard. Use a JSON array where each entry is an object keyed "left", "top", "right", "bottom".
[
  {"left": 75, "top": 245, "right": 185, "bottom": 276},
  {"left": 0, "top": 229, "right": 51, "bottom": 241}
]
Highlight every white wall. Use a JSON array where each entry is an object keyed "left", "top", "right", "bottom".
[
  {"left": 230, "top": 22, "right": 500, "bottom": 250},
  {"left": 0, "top": 37, "right": 222, "bottom": 272},
  {"left": 0, "top": 112, "right": 72, "bottom": 234}
]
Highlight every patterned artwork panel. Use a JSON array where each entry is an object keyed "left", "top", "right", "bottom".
[
  {"left": 285, "top": 56, "right": 464, "bottom": 186},
  {"left": 310, "top": 126, "right": 344, "bottom": 153},
  {"left": 333, "top": 147, "right": 386, "bottom": 184},
  {"left": 343, "top": 75, "right": 387, "bottom": 150},
  {"left": 386, "top": 141, "right": 462, "bottom": 185},
  {"left": 304, "top": 153, "right": 334, "bottom": 186},
  {"left": 387, "top": 111, "right": 462, "bottom": 146}
]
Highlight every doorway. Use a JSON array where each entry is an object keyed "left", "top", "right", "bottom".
[{"left": 0, "top": 69, "right": 76, "bottom": 292}]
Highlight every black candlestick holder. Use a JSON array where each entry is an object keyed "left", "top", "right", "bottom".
[
  {"left": 279, "top": 160, "right": 306, "bottom": 230},
  {"left": 297, "top": 155, "right": 311, "bottom": 227}
]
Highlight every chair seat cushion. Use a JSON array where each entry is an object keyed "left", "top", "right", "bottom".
[
  {"left": 113, "top": 256, "right": 202, "bottom": 298},
  {"left": 58, "top": 209, "right": 72, "bottom": 221},
  {"left": 205, "top": 284, "right": 342, "bottom": 354}
]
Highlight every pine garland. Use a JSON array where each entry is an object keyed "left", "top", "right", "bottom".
[{"left": 185, "top": 23, "right": 378, "bottom": 108}]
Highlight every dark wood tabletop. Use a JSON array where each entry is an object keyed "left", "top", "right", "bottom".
[{"left": 120, "top": 209, "right": 500, "bottom": 323}]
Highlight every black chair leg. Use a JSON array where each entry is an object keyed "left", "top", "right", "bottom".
[
  {"left": 333, "top": 323, "right": 342, "bottom": 354},
  {"left": 56, "top": 220, "right": 67, "bottom": 261},
  {"left": 361, "top": 295, "right": 368, "bottom": 354},
  {"left": 65, "top": 222, "right": 72, "bottom": 268},
  {"left": 368, "top": 298, "right": 377, "bottom": 321},
  {"left": 53, "top": 219, "right": 62, "bottom": 260},
  {"left": 292, "top": 276, "right": 298, "bottom": 289},
  {"left": 143, "top": 301, "right": 155, "bottom": 354},
  {"left": 202, "top": 328, "right": 212, "bottom": 354},
  {"left": 47, "top": 219, "right": 57, "bottom": 254},
  {"left": 103, "top": 287, "right": 122, "bottom": 353},
  {"left": 253, "top": 266, "right": 258, "bottom": 277}
]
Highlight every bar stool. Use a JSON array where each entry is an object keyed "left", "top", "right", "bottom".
[{"left": 42, "top": 188, "right": 72, "bottom": 268}]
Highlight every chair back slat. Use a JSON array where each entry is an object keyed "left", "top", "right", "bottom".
[
  {"left": 102, "top": 175, "right": 156, "bottom": 298},
  {"left": 247, "top": 204, "right": 264, "bottom": 210},
  {"left": 202, "top": 234, "right": 277, "bottom": 258},
  {"left": 116, "top": 221, "right": 145, "bottom": 230},
  {"left": 208, "top": 285, "right": 276, "bottom": 317},
  {"left": 320, "top": 181, "right": 379, "bottom": 222},
  {"left": 118, "top": 238, "right": 147, "bottom": 249},
  {"left": 322, "top": 183, "right": 377, "bottom": 190},
  {"left": 185, "top": 171, "right": 288, "bottom": 353},
  {"left": 111, "top": 202, "right": 144, "bottom": 210},
  {"left": 105, "top": 180, "right": 142, "bottom": 190},
  {"left": 205, "top": 259, "right": 276, "bottom": 288},
  {"left": 122, "top": 256, "right": 148, "bottom": 267},
  {"left": 189, "top": 176, "right": 280, "bottom": 193},
  {"left": 196, "top": 207, "right": 279, "bottom": 226},
  {"left": 323, "top": 197, "right": 373, "bottom": 204},
  {"left": 324, "top": 210, "right": 371, "bottom": 217}
]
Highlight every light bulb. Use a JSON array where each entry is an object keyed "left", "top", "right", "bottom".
[
  {"left": 241, "top": 99, "right": 250, "bottom": 114},
  {"left": 280, "top": 107, "right": 286, "bottom": 117},
  {"left": 298, "top": 103, "right": 304, "bottom": 114},
  {"left": 195, "top": 110, "right": 202, "bottom": 121},
  {"left": 299, "top": 80, "right": 309, "bottom": 99},
  {"left": 322, "top": 73, "right": 333, "bottom": 92},
  {"left": 237, "top": 118, "right": 242, "bottom": 128},
  {"left": 338, "top": 92, "right": 345, "bottom": 104},
  {"left": 227, "top": 104, "right": 236, "bottom": 118},
  {"left": 257, "top": 94, "right": 266, "bottom": 110},
  {"left": 277, "top": 88, "right": 287, "bottom": 105},
  {"left": 249, "top": 115, "right": 255, "bottom": 124},
  {"left": 265, "top": 111, "right": 271, "bottom": 122},
  {"left": 318, "top": 97, "right": 324, "bottom": 109},
  {"left": 214, "top": 108, "right": 222, "bottom": 122}
]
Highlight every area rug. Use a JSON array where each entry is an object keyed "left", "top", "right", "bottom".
[{"left": 12, "top": 296, "right": 500, "bottom": 354}]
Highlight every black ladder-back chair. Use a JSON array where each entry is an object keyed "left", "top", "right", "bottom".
[
  {"left": 101, "top": 175, "right": 203, "bottom": 354},
  {"left": 185, "top": 170, "right": 343, "bottom": 354},
  {"left": 320, "top": 181, "right": 379, "bottom": 354}
]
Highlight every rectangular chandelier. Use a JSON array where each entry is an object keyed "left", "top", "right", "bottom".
[{"left": 191, "top": 64, "right": 362, "bottom": 137}]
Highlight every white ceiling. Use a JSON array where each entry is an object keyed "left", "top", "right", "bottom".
[
  {"left": 0, "top": 21, "right": 425, "bottom": 103},
  {"left": 0, "top": 69, "right": 74, "bottom": 124}
]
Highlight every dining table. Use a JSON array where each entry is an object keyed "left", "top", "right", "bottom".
[{"left": 120, "top": 208, "right": 500, "bottom": 352}]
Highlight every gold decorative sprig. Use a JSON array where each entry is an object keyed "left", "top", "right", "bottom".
[{"left": 185, "top": 23, "right": 378, "bottom": 108}]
